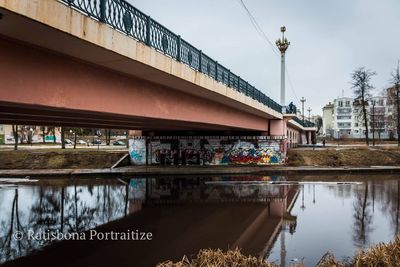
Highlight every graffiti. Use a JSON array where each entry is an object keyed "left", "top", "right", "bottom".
[
  {"left": 129, "top": 137, "right": 286, "bottom": 165},
  {"left": 129, "top": 139, "right": 146, "bottom": 165},
  {"left": 218, "top": 140, "right": 284, "bottom": 165}
]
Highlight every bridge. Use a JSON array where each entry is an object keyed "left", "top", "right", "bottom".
[{"left": 0, "top": 0, "right": 315, "bottom": 160}]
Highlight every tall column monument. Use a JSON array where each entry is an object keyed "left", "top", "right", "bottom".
[{"left": 276, "top": 26, "right": 290, "bottom": 108}]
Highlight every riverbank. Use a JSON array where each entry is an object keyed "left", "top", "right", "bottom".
[
  {"left": 287, "top": 147, "right": 400, "bottom": 167},
  {"left": 1, "top": 148, "right": 400, "bottom": 177},
  {"left": 0, "top": 150, "right": 127, "bottom": 169},
  {"left": 1, "top": 165, "right": 400, "bottom": 178}
]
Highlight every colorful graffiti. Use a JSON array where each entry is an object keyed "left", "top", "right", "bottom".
[
  {"left": 129, "top": 137, "right": 286, "bottom": 165},
  {"left": 129, "top": 139, "right": 146, "bottom": 165}
]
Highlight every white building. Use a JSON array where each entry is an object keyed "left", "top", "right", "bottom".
[
  {"left": 322, "top": 95, "right": 393, "bottom": 139},
  {"left": 332, "top": 97, "right": 353, "bottom": 138},
  {"left": 322, "top": 102, "right": 334, "bottom": 136}
]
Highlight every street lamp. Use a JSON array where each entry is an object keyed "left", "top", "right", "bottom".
[
  {"left": 300, "top": 184, "right": 306, "bottom": 211},
  {"left": 276, "top": 26, "right": 290, "bottom": 107},
  {"left": 313, "top": 184, "right": 316, "bottom": 204},
  {"left": 300, "top": 97, "right": 306, "bottom": 123},
  {"left": 29, "top": 127, "right": 33, "bottom": 146},
  {"left": 96, "top": 129, "right": 101, "bottom": 150},
  {"left": 307, "top": 107, "right": 312, "bottom": 121}
]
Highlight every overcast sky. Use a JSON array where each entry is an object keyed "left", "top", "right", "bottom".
[{"left": 128, "top": 0, "right": 400, "bottom": 116}]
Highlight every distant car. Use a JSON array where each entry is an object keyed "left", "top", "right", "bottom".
[
  {"left": 64, "top": 139, "right": 73, "bottom": 145},
  {"left": 91, "top": 139, "right": 102, "bottom": 145},
  {"left": 76, "top": 140, "right": 87, "bottom": 145},
  {"left": 113, "top": 140, "right": 125, "bottom": 146}
]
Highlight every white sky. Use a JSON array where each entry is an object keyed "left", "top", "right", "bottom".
[{"left": 128, "top": 0, "right": 400, "bottom": 116}]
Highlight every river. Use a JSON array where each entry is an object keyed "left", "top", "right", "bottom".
[{"left": 0, "top": 175, "right": 399, "bottom": 266}]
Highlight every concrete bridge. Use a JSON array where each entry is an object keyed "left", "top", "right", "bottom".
[{"left": 0, "top": 0, "right": 315, "bottom": 145}]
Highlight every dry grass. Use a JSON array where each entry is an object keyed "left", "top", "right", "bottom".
[
  {"left": 0, "top": 150, "right": 127, "bottom": 169},
  {"left": 157, "top": 248, "right": 277, "bottom": 267},
  {"left": 315, "top": 252, "right": 344, "bottom": 267},
  {"left": 352, "top": 236, "right": 400, "bottom": 267},
  {"left": 157, "top": 237, "right": 400, "bottom": 267},
  {"left": 287, "top": 148, "right": 400, "bottom": 167}
]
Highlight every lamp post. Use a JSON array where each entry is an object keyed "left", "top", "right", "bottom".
[
  {"left": 307, "top": 107, "right": 312, "bottom": 121},
  {"left": 29, "top": 127, "right": 33, "bottom": 146},
  {"left": 300, "top": 184, "right": 306, "bottom": 211},
  {"left": 300, "top": 97, "right": 306, "bottom": 123},
  {"left": 313, "top": 184, "right": 316, "bottom": 204},
  {"left": 276, "top": 26, "right": 290, "bottom": 108}
]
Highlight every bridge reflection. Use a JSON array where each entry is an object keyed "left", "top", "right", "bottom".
[{"left": 1, "top": 176, "right": 299, "bottom": 267}]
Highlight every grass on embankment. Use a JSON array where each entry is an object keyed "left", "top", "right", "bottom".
[
  {"left": 287, "top": 148, "right": 400, "bottom": 167},
  {"left": 0, "top": 150, "right": 127, "bottom": 169},
  {"left": 158, "top": 236, "right": 400, "bottom": 267}
]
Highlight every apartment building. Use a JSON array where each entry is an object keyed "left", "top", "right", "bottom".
[{"left": 322, "top": 94, "right": 395, "bottom": 139}]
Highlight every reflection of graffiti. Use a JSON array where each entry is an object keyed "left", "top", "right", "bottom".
[{"left": 129, "top": 137, "right": 286, "bottom": 165}]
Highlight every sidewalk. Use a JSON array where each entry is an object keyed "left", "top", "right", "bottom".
[{"left": 1, "top": 165, "right": 399, "bottom": 178}]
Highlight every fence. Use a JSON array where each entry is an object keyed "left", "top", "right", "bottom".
[{"left": 60, "top": 0, "right": 282, "bottom": 112}]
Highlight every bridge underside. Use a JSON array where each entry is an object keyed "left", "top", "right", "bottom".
[{"left": 0, "top": 36, "right": 270, "bottom": 133}]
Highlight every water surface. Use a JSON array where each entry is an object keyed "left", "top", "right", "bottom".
[{"left": 0, "top": 175, "right": 399, "bottom": 266}]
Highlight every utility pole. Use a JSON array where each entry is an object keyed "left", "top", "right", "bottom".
[
  {"left": 276, "top": 26, "right": 290, "bottom": 109},
  {"left": 371, "top": 100, "right": 376, "bottom": 146},
  {"left": 300, "top": 97, "right": 306, "bottom": 123},
  {"left": 307, "top": 107, "right": 312, "bottom": 121}
]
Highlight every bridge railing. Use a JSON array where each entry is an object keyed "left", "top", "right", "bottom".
[
  {"left": 60, "top": 0, "right": 282, "bottom": 113},
  {"left": 292, "top": 116, "right": 315, "bottom": 128}
]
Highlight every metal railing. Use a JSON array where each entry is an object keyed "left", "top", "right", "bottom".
[
  {"left": 60, "top": 0, "right": 282, "bottom": 113},
  {"left": 292, "top": 116, "right": 315, "bottom": 128}
]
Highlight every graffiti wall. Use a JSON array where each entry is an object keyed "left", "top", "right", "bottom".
[
  {"left": 129, "top": 138, "right": 146, "bottom": 165},
  {"left": 129, "top": 136, "right": 286, "bottom": 165}
]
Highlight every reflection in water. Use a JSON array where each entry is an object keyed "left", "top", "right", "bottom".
[
  {"left": 352, "top": 182, "right": 373, "bottom": 247},
  {"left": 268, "top": 178, "right": 400, "bottom": 266},
  {"left": 0, "top": 182, "right": 128, "bottom": 263},
  {"left": 0, "top": 176, "right": 399, "bottom": 267}
]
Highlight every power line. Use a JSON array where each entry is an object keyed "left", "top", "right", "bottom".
[
  {"left": 238, "top": 0, "right": 279, "bottom": 56},
  {"left": 285, "top": 66, "right": 299, "bottom": 101},
  {"left": 237, "top": 0, "right": 299, "bottom": 102}
]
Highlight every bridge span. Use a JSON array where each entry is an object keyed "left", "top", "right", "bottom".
[{"left": 0, "top": 0, "right": 315, "bottom": 146}]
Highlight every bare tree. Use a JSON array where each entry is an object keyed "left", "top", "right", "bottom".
[
  {"left": 390, "top": 61, "right": 400, "bottom": 146},
  {"left": 351, "top": 67, "right": 376, "bottom": 146},
  {"left": 61, "top": 127, "right": 65, "bottom": 149},
  {"left": 371, "top": 100, "right": 376, "bottom": 146},
  {"left": 12, "top": 125, "right": 18, "bottom": 150},
  {"left": 40, "top": 126, "right": 47, "bottom": 144}
]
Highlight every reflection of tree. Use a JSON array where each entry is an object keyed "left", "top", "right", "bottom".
[
  {"left": 380, "top": 180, "right": 400, "bottom": 236},
  {"left": 0, "top": 183, "right": 129, "bottom": 263},
  {"left": 30, "top": 187, "right": 62, "bottom": 239},
  {"left": 0, "top": 189, "right": 33, "bottom": 263},
  {"left": 395, "top": 181, "right": 400, "bottom": 234},
  {"left": 64, "top": 185, "right": 96, "bottom": 232},
  {"left": 353, "top": 183, "right": 373, "bottom": 247}
]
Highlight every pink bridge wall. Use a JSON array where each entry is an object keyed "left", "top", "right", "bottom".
[{"left": 0, "top": 37, "right": 270, "bottom": 131}]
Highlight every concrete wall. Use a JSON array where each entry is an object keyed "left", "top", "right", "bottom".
[{"left": 129, "top": 137, "right": 286, "bottom": 165}]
